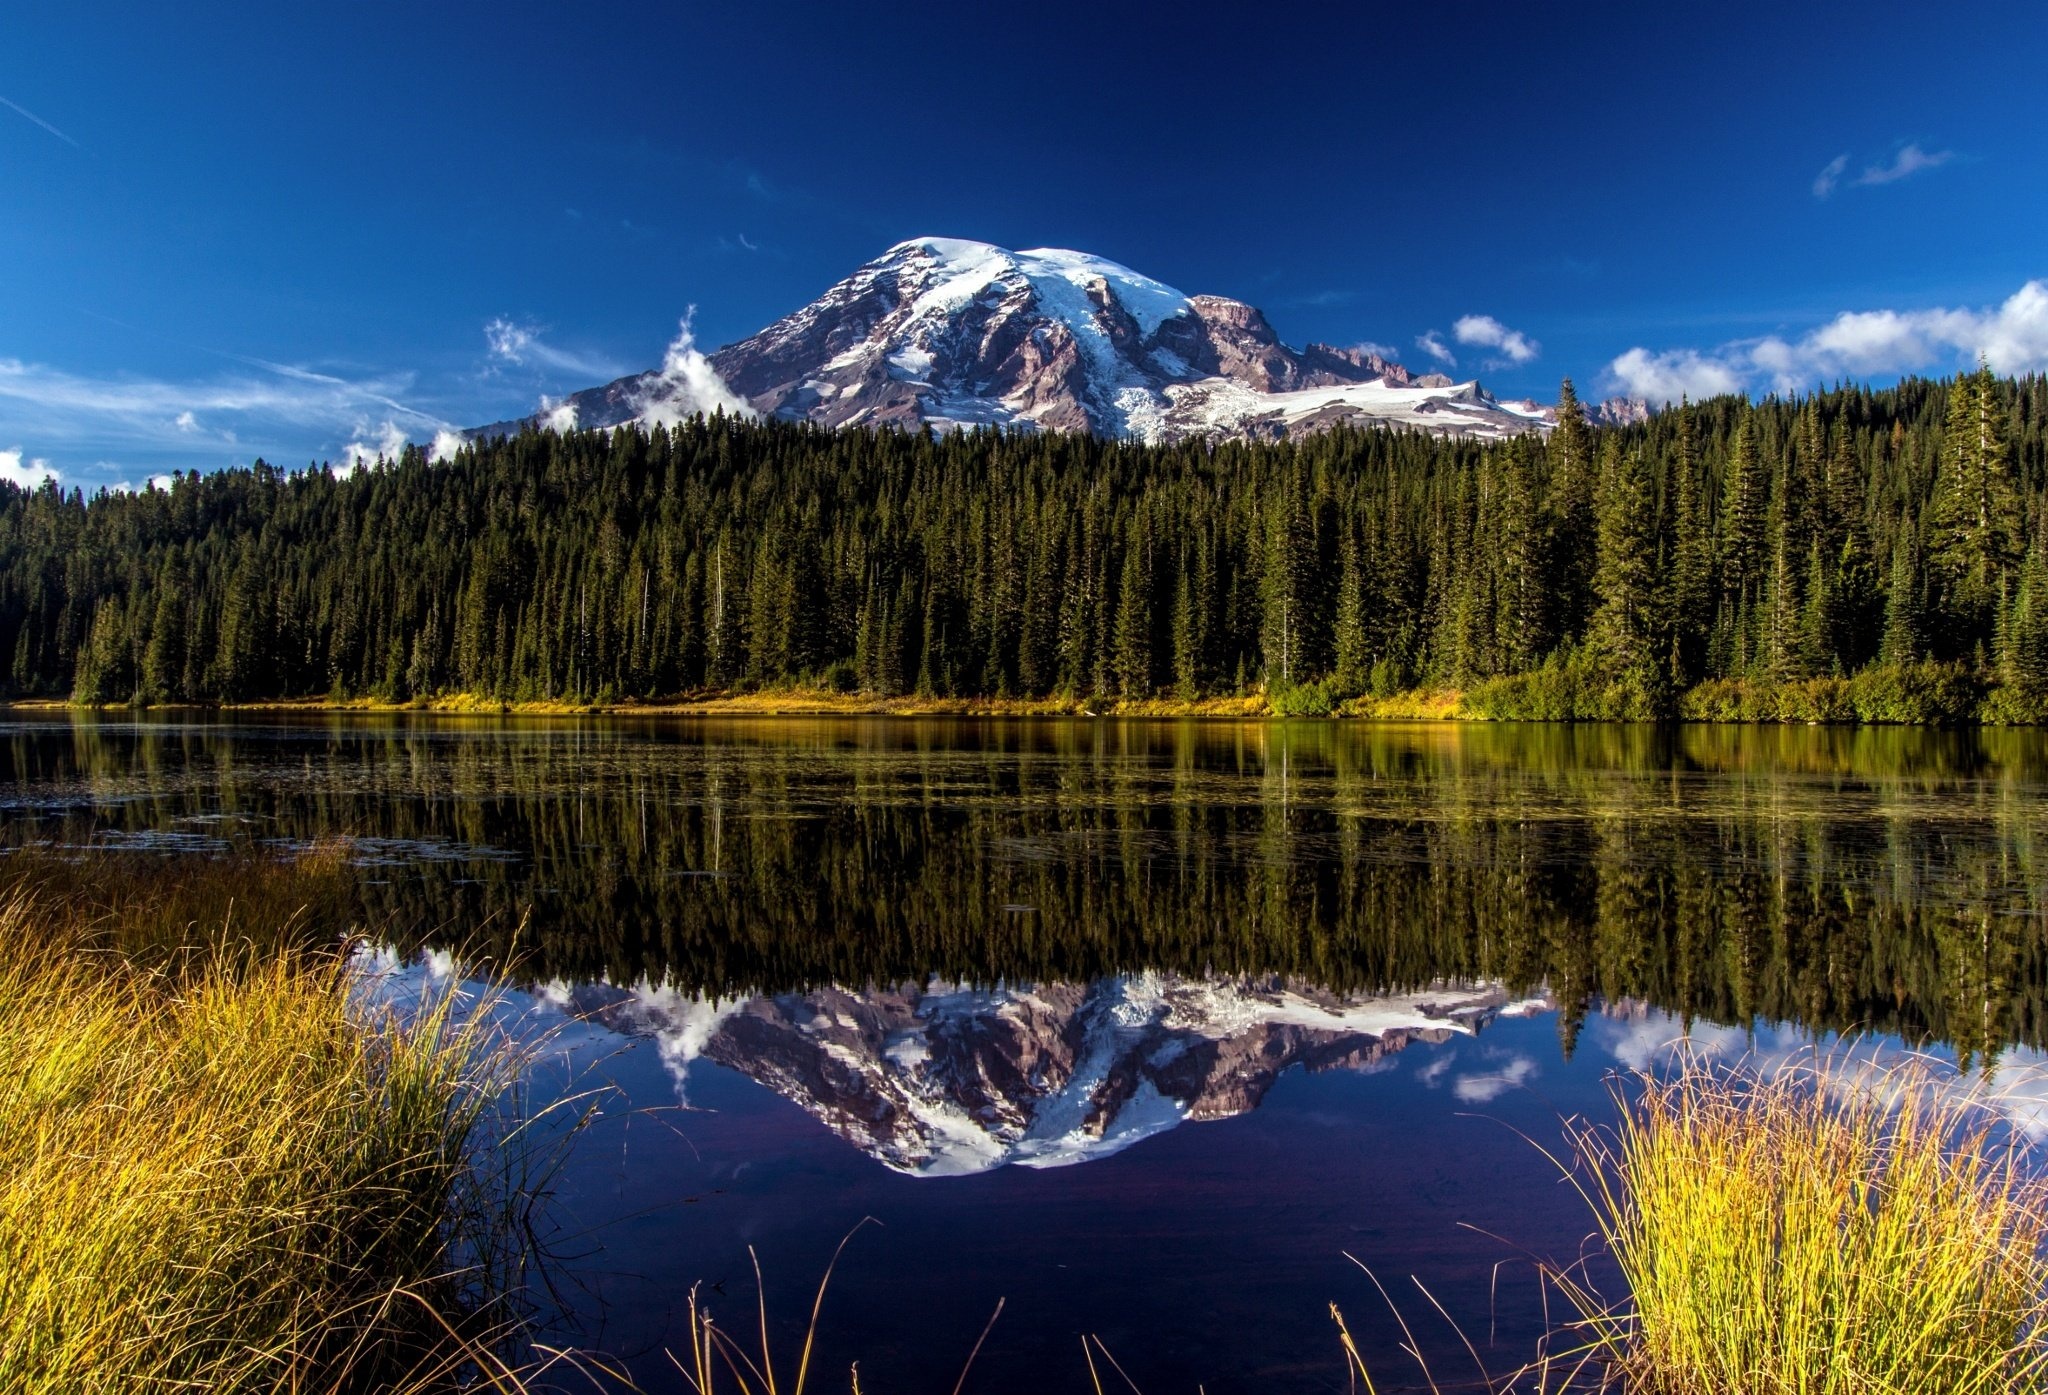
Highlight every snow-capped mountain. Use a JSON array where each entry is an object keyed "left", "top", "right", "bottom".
[
  {"left": 560, "top": 972, "right": 1546, "bottom": 1176},
  {"left": 484, "top": 238, "right": 1608, "bottom": 445}
]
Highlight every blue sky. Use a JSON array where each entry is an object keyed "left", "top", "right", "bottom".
[{"left": 4, "top": 0, "right": 2046, "bottom": 488}]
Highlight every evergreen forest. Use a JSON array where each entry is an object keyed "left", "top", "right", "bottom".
[{"left": 5, "top": 367, "right": 2047, "bottom": 721}]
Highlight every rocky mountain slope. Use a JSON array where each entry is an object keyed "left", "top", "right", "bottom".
[
  {"left": 484, "top": 238, "right": 1640, "bottom": 444},
  {"left": 560, "top": 973, "right": 1546, "bottom": 1175}
]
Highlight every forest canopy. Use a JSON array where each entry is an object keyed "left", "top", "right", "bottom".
[{"left": 4, "top": 368, "right": 2045, "bottom": 721}]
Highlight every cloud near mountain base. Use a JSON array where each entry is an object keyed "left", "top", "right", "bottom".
[{"left": 630, "top": 314, "right": 752, "bottom": 427}]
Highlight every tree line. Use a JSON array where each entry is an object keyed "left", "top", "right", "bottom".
[{"left": 2, "top": 367, "right": 2044, "bottom": 714}]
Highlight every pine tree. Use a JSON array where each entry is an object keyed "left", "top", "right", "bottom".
[
  {"left": 1589, "top": 441, "right": 1660, "bottom": 687},
  {"left": 2000, "top": 548, "right": 2048, "bottom": 688},
  {"left": 1546, "top": 378, "right": 1596, "bottom": 641},
  {"left": 1667, "top": 402, "right": 1712, "bottom": 685},
  {"left": 1171, "top": 566, "right": 1199, "bottom": 701},
  {"left": 1928, "top": 363, "right": 2020, "bottom": 652},
  {"left": 1496, "top": 437, "right": 1548, "bottom": 671},
  {"left": 1879, "top": 525, "right": 1924, "bottom": 666},
  {"left": 1826, "top": 438, "right": 1880, "bottom": 672},
  {"left": 72, "top": 597, "right": 132, "bottom": 705},
  {"left": 1112, "top": 522, "right": 1153, "bottom": 697},
  {"left": 1261, "top": 478, "right": 1320, "bottom": 686},
  {"left": 1332, "top": 520, "right": 1369, "bottom": 695},
  {"left": 1719, "top": 414, "right": 1767, "bottom": 606},
  {"left": 140, "top": 556, "right": 188, "bottom": 704}
]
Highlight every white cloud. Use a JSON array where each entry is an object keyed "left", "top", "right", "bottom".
[
  {"left": 105, "top": 472, "right": 178, "bottom": 494},
  {"left": 1351, "top": 341, "right": 1401, "bottom": 361},
  {"left": 336, "top": 420, "right": 408, "bottom": 472},
  {"left": 1815, "top": 144, "right": 1955, "bottom": 199},
  {"left": 428, "top": 429, "right": 467, "bottom": 463},
  {"left": 1452, "top": 313, "right": 1540, "bottom": 365},
  {"left": 1451, "top": 1051, "right": 1539, "bottom": 1103},
  {"left": 0, "top": 447, "right": 58, "bottom": 489},
  {"left": 539, "top": 398, "right": 580, "bottom": 433},
  {"left": 629, "top": 313, "right": 753, "bottom": 428},
  {"left": 1604, "top": 346, "right": 1748, "bottom": 405},
  {"left": 1856, "top": 142, "right": 1954, "bottom": 187},
  {"left": 1603, "top": 278, "right": 2048, "bottom": 404},
  {"left": 484, "top": 317, "right": 620, "bottom": 381},
  {"left": 1812, "top": 153, "right": 1850, "bottom": 199},
  {"left": 1415, "top": 330, "right": 1456, "bottom": 367},
  {"left": 0, "top": 354, "right": 452, "bottom": 474}
]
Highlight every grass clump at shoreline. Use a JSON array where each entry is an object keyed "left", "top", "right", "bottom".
[
  {"left": 1337, "top": 1054, "right": 2048, "bottom": 1394},
  {"left": 1575, "top": 1056, "right": 2048, "bottom": 1394},
  {"left": 0, "top": 848, "right": 539, "bottom": 1394}
]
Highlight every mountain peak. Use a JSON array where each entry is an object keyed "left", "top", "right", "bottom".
[{"left": 484, "top": 238, "right": 1558, "bottom": 445}]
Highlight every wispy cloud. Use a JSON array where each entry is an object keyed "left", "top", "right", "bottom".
[
  {"left": 1812, "top": 153, "right": 1850, "bottom": 199},
  {"left": 1415, "top": 330, "right": 1456, "bottom": 367},
  {"left": 1602, "top": 278, "right": 2048, "bottom": 404},
  {"left": 483, "top": 315, "right": 618, "bottom": 381},
  {"left": 1274, "top": 288, "right": 1362, "bottom": 310},
  {"left": 1452, "top": 313, "right": 1540, "bottom": 365},
  {"left": 0, "top": 354, "right": 451, "bottom": 476},
  {"left": 1452, "top": 1052, "right": 1539, "bottom": 1104},
  {"left": 0, "top": 94, "right": 78, "bottom": 148},
  {"left": 1856, "top": 141, "right": 1954, "bottom": 187},
  {"left": 1814, "top": 142, "right": 1955, "bottom": 199},
  {"left": 483, "top": 318, "right": 621, "bottom": 382}
]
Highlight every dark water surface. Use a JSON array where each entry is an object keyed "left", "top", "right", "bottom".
[{"left": 7, "top": 714, "right": 2048, "bottom": 1392}]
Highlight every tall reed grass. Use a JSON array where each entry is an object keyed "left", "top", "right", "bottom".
[
  {"left": 1566, "top": 1054, "right": 2048, "bottom": 1395},
  {"left": 1333, "top": 1054, "right": 2048, "bottom": 1394},
  {"left": 0, "top": 848, "right": 542, "bottom": 1394}
]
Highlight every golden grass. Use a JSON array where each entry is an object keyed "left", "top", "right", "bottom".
[
  {"left": 1336, "top": 688, "right": 1468, "bottom": 721},
  {"left": 1335, "top": 1053, "right": 2048, "bottom": 1394},
  {"left": 1563, "top": 1054, "right": 2048, "bottom": 1395},
  {"left": 0, "top": 849, "right": 540, "bottom": 1394}
]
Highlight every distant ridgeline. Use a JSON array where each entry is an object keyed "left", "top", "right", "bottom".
[{"left": 3, "top": 369, "right": 2046, "bottom": 719}]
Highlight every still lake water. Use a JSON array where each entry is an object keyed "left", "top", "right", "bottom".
[{"left": 8, "top": 714, "right": 2048, "bottom": 1392}]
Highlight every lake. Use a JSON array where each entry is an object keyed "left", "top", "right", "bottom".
[{"left": 6, "top": 714, "right": 2047, "bottom": 1392}]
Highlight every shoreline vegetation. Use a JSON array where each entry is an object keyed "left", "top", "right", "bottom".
[
  {"left": 17, "top": 654, "right": 2048, "bottom": 724},
  {"left": 0, "top": 849, "right": 549, "bottom": 1395}
]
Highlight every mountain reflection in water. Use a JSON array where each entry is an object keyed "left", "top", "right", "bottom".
[{"left": 554, "top": 974, "right": 1546, "bottom": 1174}]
